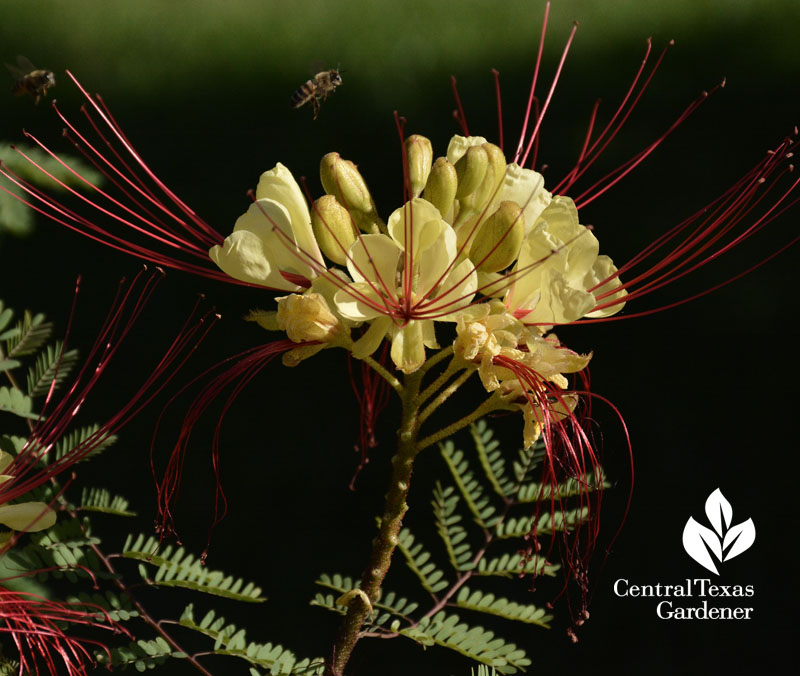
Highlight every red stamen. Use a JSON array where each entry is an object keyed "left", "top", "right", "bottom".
[
  {"left": 492, "top": 68, "right": 504, "bottom": 153},
  {"left": 518, "top": 20, "right": 579, "bottom": 168},
  {"left": 450, "top": 75, "right": 470, "bottom": 137},
  {"left": 514, "top": 1, "right": 551, "bottom": 163},
  {"left": 150, "top": 340, "right": 297, "bottom": 555}
]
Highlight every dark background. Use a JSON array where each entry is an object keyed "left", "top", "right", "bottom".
[{"left": 1, "top": 1, "right": 798, "bottom": 674}]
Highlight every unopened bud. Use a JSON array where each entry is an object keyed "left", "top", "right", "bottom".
[
  {"left": 311, "top": 195, "right": 357, "bottom": 265},
  {"left": 424, "top": 157, "right": 458, "bottom": 218},
  {"left": 405, "top": 135, "right": 433, "bottom": 198},
  {"left": 469, "top": 201, "right": 525, "bottom": 272},
  {"left": 320, "top": 153, "right": 374, "bottom": 214},
  {"left": 454, "top": 145, "right": 488, "bottom": 199},
  {"left": 475, "top": 143, "right": 507, "bottom": 206},
  {"left": 277, "top": 292, "right": 342, "bottom": 343}
]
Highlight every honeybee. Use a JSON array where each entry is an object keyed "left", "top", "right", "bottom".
[
  {"left": 290, "top": 68, "right": 342, "bottom": 119},
  {"left": 5, "top": 56, "right": 55, "bottom": 104}
]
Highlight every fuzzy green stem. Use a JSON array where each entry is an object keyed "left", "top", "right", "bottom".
[
  {"left": 361, "top": 353, "right": 403, "bottom": 394},
  {"left": 327, "top": 370, "right": 423, "bottom": 675},
  {"left": 417, "top": 390, "right": 509, "bottom": 452},
  {"left": 416, "top": 357, "right": 463, "bottom": 407},
  {"left": 417, "top": 367, "right": 475, "bottom": 426},
  {"left": 417, "top": 345, "right": 454, "bottom": 375}
]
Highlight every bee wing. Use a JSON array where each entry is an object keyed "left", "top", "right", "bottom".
[
  {"left": 15, "top": 55, "right": 37, "bottom": 73},
  {"left": 5, "top": 61, "right": 27, "bottom": 78}
]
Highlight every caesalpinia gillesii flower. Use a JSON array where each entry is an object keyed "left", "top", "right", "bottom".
[{"left": 1, "top": 6, "right": 798, "bottom": 668}]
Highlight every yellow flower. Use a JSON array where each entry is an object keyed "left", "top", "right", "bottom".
[
  {"left": 504, "top": 196, "right": 626, "bottom": 330},
  {"left": 334, "top": 198, "right": 477, "bottom": 373},
  {"left": 209, "top": 163, "right": 325, "bottom": 290}
]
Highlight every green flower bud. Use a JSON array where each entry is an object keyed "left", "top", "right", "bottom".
[
  {"left": 424, "top": 157, "right": 458, "bottom": 218},
  {"left": 320, "top": 152, "right": 374, "bottom": 214},
  {"left": 460, "top": 142, "right": 507, "bottom": 213},
  {"left": 405, "top": 135, "right": 433, "bottom": 198},
  {"left": 311, "top": 195, "right": 357, "bottom": 265},
  {"left": 469, "top": 201, "right": 525, "bottom": 273},
  {"left": 454, "top": 145, "right": 488, "bottom": 199}
]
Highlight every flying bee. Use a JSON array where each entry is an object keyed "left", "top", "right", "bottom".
[
  {"left": 290, "top": 68, "right": 342, "bottom": 120},
  {"left": 5, "top": 56, "right": 55, "bottom": 104}
]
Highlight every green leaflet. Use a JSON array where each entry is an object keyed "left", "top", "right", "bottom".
[
  {"left": 79, "top": 487, "right": 137, "bottom": 517},
  {"left": 179, "top": 604, "right": 324, "bottom": 675},
  {"left": 311, "top": 421, "right": 606, "bottom": 672},
  {"left": 123, "top": 534, "right": 266, "bottom": 602}
]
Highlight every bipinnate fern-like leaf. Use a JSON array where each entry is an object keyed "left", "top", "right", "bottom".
[
  {"left": 2, "top": 310, "right": 52, "bottom": 358},
  {"left": 400, "top": 611, "right": 531, "bottom": 674},
  {"left": 454, "top": 587, "right": 552, "bottom": 628},
  {"left": 7, "top": 517, "right": 104, "bottom": 583},
  {"left": 311, "top": 574, "right": 419, "bottom": 629},
  {"left": 25, "top": 341, "right": 79, "bottom": 397},
  {"left": 95, "top": 637, "right": 177, "bottom": 671},
  {"left": 0, "top": 386, "right": 35, "bottom": 419},
  {"left": 65, "top": 590, "right": 140, "bottom": 623},
  {"left": 122, "top": 534, "right": 266, "bottom": 602},
  {"left": 432, "top": 482, "right": 475, "bottom": 572},
  {"left": 396, "top": 527, "right": 450, "bottom": 594},
  {"left": 494, "top": 506, "right": 589, "bottom": 539},
  {"left": 310, "top": 421, "right": 606, "bottom": 673},
  {"left": 440, "top": 440, "right": 498, "bottom": 529},
  {"left": 51, "top": 424, "right": 117, "bottom": 464},
  {"left": 471, "top": 420, "right": 514, "bottom": 498},
  {"left": 475, "top": 552, "right": 558, "bottom": 578},
  {"left": 179, "top": 604, "right": 324, "bottom": 675},
  {"left": 79, "top": 486, "right": 136, "bottom": 517}
]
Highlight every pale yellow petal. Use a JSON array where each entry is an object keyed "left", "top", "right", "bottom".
[
  {"left": 446, "top": 135, "right": 489, "bottom": 165},
  {"left": 255, "top": 163, "right": 324, "bottom": 268},
  {"left": 584, "top": 255, "right": 627, "bottom": 318},
  {"left": 346, "top": 234, "right": 401, "bottom": 286},
  {"left": 387, "top": 198, "right": 446, "bottom": 256},
  {"left": 334, "top": 282, "right": 388, "bottom": 321},
  {"left": 352, "top": 317, "right": 393, "bottom": 360},
  {"left": 210, "top": 229, "right": 300, "bottom": 291},
  {"left": 499, "top": 163, "right": 551, "bottom": 233},
  {"left": 390, "top": 322, "right": 426, "bottom": 374}
]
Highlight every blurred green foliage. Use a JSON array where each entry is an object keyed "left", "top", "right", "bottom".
[{"left": 2, "top": 0, "right": 798, "bottom": 108}]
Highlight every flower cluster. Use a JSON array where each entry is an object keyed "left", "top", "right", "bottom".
[{"left": 209, "top": 135, "right": 627, "bottom": 446}]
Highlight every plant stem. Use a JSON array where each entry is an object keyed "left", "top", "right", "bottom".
[
  {"left": 327, "top": 370, "right": 423, "bottom": 676},
  {"left": 417, "top": 391, "right": 509, "bottom": 452}
]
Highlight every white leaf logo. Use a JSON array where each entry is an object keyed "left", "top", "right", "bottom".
[{"left": 682, "top": 488, "right": 755, "bottom": 575}]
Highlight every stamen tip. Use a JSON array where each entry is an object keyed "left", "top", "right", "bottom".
[{"left": 720, "top": 76, "right": 727, "bottom": 88}]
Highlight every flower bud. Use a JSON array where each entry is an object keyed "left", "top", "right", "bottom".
[
  {"left": 405, "top": 135, "right": 433, "bottom": 198},
  {"left": 424, "top": 157, "right": 458, "bottom": 218},
  {"left": 311, "top": 195, "right": 357, "bottom": 265},
  {"left": 472, "top": 142, "right": 507, "bottom": 209},
  {"left": 454, "top": 145, "right": 489, "bottom": 199},
  {"left": 469, "top": 201, "right": 525, "bottom": 273},
  {"left": 320, "top": 152, "right": 374, "bottom": 215},
  {"left": 277, "top": 292, "right": 342, "bottom": 343}
]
